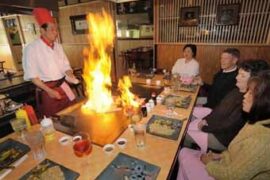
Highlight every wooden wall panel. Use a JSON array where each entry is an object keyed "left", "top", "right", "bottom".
[
  {"left": 62, "top": 44, "right": 86, "bottom": 69},
  {"left": 155, "top": 0, "right": 270, "bottom": 45},
  {"left": 157, "top": 44, "right": 270, "bottom": 84}
]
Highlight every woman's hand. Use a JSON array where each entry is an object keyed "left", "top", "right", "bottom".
[
  {"left": 200, "top": 151, "right": 221, "bottom": 165},
  {"left": 198, "top": 119, "right": 208, "bottom": 130}
]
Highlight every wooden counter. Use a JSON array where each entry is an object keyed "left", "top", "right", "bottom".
[{"left": 3, "top": 75, "right": 199, "bottom": 180}]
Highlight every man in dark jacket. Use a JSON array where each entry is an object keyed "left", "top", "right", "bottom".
[{"left": 206, "top": 48, "right": 240, "bottom": 108}]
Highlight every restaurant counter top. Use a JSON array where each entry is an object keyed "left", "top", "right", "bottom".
[
  {"left": 0, "top": 75, "right": 36, "bottom": 138},
  {"left": 3, "top": 75, "right": 200, "bottom": 179},
  {"left": 0, "top": 76, "right": 31, "bottom": 93}
]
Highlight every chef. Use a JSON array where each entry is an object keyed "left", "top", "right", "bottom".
[{"left": 22, "top": 7, "right": 79, "bottom": 117}]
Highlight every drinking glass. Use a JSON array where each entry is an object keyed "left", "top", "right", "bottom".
[
  {"left": 72, "top": 132, "right": 92, "bottom": 176},
  {"left": 72, "top": 132, "right": 92, "bottom": 157},
  {"left": 25, "top": 130, "right": 46, "bottom": 162},
  {"left": 171, "top": 74, "right": 179, "bottom": 92},
  {"left": 10, "top": 118, "right": 27, "bottom": 141},
  {"left": 165, "top": 97, "right": 176, "bottom": 117},
  {"left": 130, "top": 110, "right": 142, "bottom": 125},
  {"left": 134, "top": 124, "right": 146, "bottom": 148}
]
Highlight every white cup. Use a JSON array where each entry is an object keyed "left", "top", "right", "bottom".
[
  {"left": 156, "top": 80, "right": 161, "bottom": 86},
  {"left": 146, "top": 79, "right": 151, "bottom": 85}
]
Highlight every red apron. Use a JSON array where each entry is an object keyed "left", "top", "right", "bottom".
[{"left": 36, "top": 78, "right": 74, "bottom": 117}]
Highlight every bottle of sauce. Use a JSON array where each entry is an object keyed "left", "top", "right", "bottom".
[
  {"left": 40, "top": 116, "right": 55, "bottom": 141},
  {"left": 151, "top": 92, "right": 157, "bottom": 105},
  {"left": 15, "top": 109, "right": 31, "bottom": 129},
  {"left": 23, "top": 104, "right": 38, "bottom": 125},
  {"left": 141, "top": 103, "right": 147, "bottom": 117}
]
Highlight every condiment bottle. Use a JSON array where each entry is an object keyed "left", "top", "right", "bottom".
[
  {"left": 40, "top": 116, "right": 55, "bottom": 141},
  {"left": 148, "top": 99, "right": 155, "bottom": 109},
  {"left": 141, "top": 103, "right": 147, "bottom": 117},
  {"left": 151, "top": 92, "right": 157, "bottom": 105},
  {"left": 15, "top": 109, "right": 31, "bottom": 129},
  {"left": 23, "top": 104, "right": 38, "bottom": 125}
]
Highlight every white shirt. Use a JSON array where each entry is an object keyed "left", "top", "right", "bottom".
[
  {"left": 23, "top": 38, "right": 71, "bottom": 82},
  {"left": 171, "top": 58, "right": 199, "bottom": 76}
]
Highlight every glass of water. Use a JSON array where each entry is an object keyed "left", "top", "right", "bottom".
[
  {"left": 10, "top": 118, "right": 27, "bottom": 141},
  {"left": 134, "top": 123, "right": 146, "bottom": 149},
  {"left": 165, "top": 97, "right": 176, "bottom": 117}
]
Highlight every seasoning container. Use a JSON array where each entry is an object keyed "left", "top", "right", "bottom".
[
  {"left": 15, "top": 108, "right": 31, "bottom": 129},
  {"left": 23, "top": 104, "right": 38, "bottom": 125},
  {"left": 148, "top": 99, "right": 155, "bottom": 109},
  {"left": 145, "top": 103, "right": 151, "bottom": 113},
  {"left": 103, "top": 144, "right": 115, "bottom": 155},
  {"left": 40, "top": 116, "right": 55, "bottom": 141},
  {"left": 116, "top": 138, "right": 127, "bottom": 149},
  {"left": 151, "top": 92, "right": 157, "bottom": 105},
  {"left": 156, "top": 95, "right": 163, "bottom": 105},
  {"left": 141, "top": 103, "right": 147, "bottom": 117}
]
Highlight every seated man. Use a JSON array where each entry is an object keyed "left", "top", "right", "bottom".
[
  {"left": 205, "top": 48, "right": 240, "bottom": 108},
  {"left": 184, "top": 59, "right": 269, "bottom": 152}
]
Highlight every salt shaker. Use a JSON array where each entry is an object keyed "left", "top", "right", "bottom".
[{"left": 148, "top": 99, "right": 155, "bottom": 109}]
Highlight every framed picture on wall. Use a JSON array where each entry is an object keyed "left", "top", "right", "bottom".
[
  {"left": 216, "top": 4, "right": 241, "bottom": 25},
  {"left": 179, "top": 6, "right": 200, "bottom": 26},
  {"left": 70, "top": 14, "right": 88, "bottom": 35}
]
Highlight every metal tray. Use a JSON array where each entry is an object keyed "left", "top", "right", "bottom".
[
  {"left": 20, "top": 159, "right": 79, "bottom": 180},
  {"left": 96, "top": 152, "right": 160, "bottom": 180},
  {"left": 0, "top": 138, "right": 30, "bottom": 170},
  {"left": 146, "top": 115, "right": 183, "bottom": 140}
]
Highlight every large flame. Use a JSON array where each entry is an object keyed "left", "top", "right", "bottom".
[
  {"left": 118, "top": 76, "right": 140, "bottom": 115},
  {"left": 82, "top": 10, "right": 139, "bottom": 115},
  {"left": 82, "top": 9, "right": 114, "bottom": 113}
]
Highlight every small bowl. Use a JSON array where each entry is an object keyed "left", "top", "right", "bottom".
[
  {"left": 59, "top": 136, "right": 71, "bottom": 145},
  {"left": 103, "top": 144, "right": 115, "bottom": 155},
  {"left": 116, "top": 138, "right": 127, "bottom": 149}
]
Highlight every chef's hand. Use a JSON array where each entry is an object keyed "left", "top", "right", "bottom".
[
  {"left": 198, "top": 119, "right": 208, "bottom": 130},
  {"left": 47, "top": 89, "right": 62, "bottom": 99}
]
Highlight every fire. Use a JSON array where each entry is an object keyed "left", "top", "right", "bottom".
[
  {"left": 118, "top": 76, "right": 140, "bottom": 115},
  {"left": 82, "top": 9, "right": 114, "bottom": 113},
  {"left": 82, "top": 9, "right": 139, "bottom": 114}
]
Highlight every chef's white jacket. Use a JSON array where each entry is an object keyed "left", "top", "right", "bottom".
[{"left": 22, "top": 38, "right": 71, "bottom": 82}]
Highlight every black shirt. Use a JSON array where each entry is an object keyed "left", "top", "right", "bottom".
[{"left": 206, "top": 69, "right": 238, "bottom": 108}]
